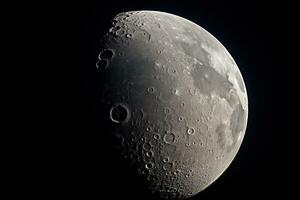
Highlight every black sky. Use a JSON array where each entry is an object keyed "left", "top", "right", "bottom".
[{"left": 80, "top": 1, "right": 288, "bottom": 199}]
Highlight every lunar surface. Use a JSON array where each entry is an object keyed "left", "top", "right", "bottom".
[{"left": 96, "top": 11, "right": 248, "bottom": 199}]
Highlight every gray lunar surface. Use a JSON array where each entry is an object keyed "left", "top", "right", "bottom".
[{"left": 97, "top": 11, "right": 248, "bottom": 199}]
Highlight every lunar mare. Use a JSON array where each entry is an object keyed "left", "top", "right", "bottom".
[{"left": 97, "top": 11, "right": 248, "bottom": 199}]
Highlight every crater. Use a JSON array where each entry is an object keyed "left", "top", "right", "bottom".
[
  {"left": 99, "top": 49, "right": 114, "bottom": 59},
  {"left": 110, "top": 104, "right": 129, "bottom": 123},
  {"left": 96, "top": 60, "right": 108, "bottom": 71},
  {"left": 143, "top": 143, "right": 152, "bottom": 151},
  {"left": 163, "top": 133, "right": 175, "bottom": 144},
  {"left": 162, "top": 162, "right": 173, "bottom": 171},
  {"left": 187, "top": 127, "right": 195, "bottom": 135},
  {"left": 145, "top": 162, "right": 154, "bottom": 169}
]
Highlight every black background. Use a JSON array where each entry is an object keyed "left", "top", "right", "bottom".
[{"left": 80, "top": 0, "right": 289, "bottom": 199}]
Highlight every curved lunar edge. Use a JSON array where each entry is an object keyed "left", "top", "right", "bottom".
[{"left": 96, "top": 11, "right": 248, "bottom": 199}]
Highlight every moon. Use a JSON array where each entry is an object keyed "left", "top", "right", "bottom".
[{"left": 96, "top": 11, "right": 248, "bottom": 199}]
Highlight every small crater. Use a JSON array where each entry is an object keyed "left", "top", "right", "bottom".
[
  {"left": 162, "top": 162, "right": 173, "bottom": 171},
  {"left": 168, "top": 67, "right": 178, "bottom": 75},
  {"left": 164, "top": 107, "right": 171, "bottom": 114},
  {"left": 153, "top": 134, "right": 160, "bottom": 140},
  {"left": 163, "top": 157, "right": 170, "bottom": 163},
  {"left": 178, "top": 116, "right": 183, "bottom": 121},
  {"left": 110, "top": 104, "right": 129, "bottom": 123},
  {"left": 189, "top": 88, "right": 197, "bottom": 96},
  {"left": 173, "top": 169, "right": 181, "bottom": 175},
  {"left": 147, "top": 87, "right": 155, "bottom": 93},
  {"left": 99, "top": 49, "right": 114, "bottom": 60},
  {"left": 118, "top": 52, "right": 124, "bottom": 56},
  {"left": 141, "top": 169, "right": 150, "bottom": 176},
  {"left": 146, "top": 126, "right": 152, "bottom": 132},
  {"left": 172, "top": 89, "right": 180, "bottom": 96},
  {"left": 145, "top": 162, "right": 154, "bottom": 169},
  {"left": 116, "top": 29, "right": 125, "bottom": 36},
  {"left": 126, "top": 33, "right": 133, "bottom": 38},
  {"left": 96, "top": 60, "right": 107, "bottom": 71},
  {"left": 143, "top": 143, "right": 152, "bottom": 151},
  {"left": 187, "top": 127, "right": 195, "bottom": 135},
  {"left": 163, "top": 133, "right": 175, "bottom": 144},
  {"left": 146, "top": 151, "right": 153, "bottom": 157}
]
